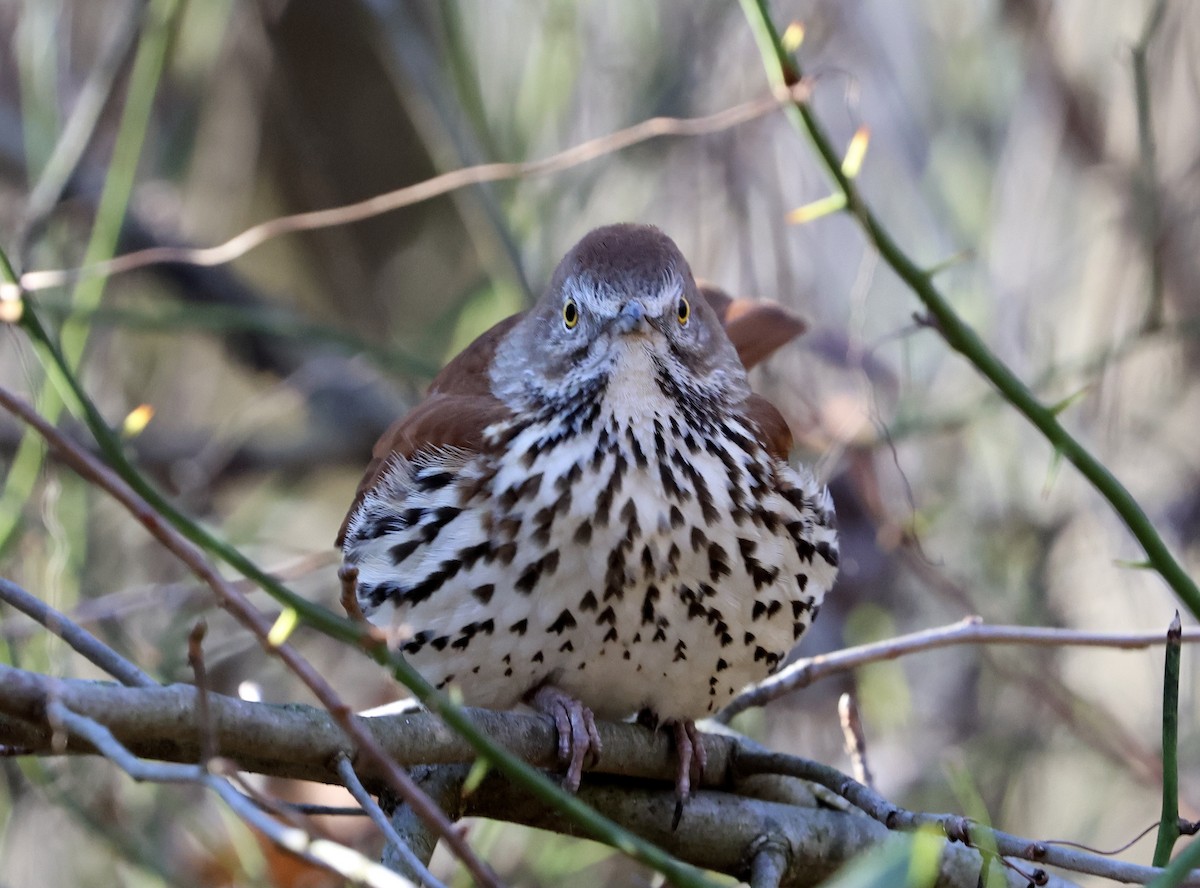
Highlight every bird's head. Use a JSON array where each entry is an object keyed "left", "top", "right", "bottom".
[{"left": 491, "top": 224, "right": 751, "bottom": 411}]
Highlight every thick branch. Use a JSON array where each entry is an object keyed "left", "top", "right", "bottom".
[{"left": 0, "top": 664, "right": 1080, "bottom": 887}]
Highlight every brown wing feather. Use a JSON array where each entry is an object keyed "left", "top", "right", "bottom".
[
  {"left": 698, "top": 284, "right": 807, "bottom": 371},
  {"left": 741, "top": 393, "right": 794, "bottom": 462},
  {"left": 334, "top": 314, "right": 523, "bottom": 546}
]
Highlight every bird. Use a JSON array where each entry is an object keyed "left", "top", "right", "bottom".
[{"left": 337, "top": 223, "right": 838, "bottom": 809}]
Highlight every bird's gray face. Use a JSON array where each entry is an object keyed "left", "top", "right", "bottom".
[{"left": 491, "top": 225, "right": 751, "bottom": 412}]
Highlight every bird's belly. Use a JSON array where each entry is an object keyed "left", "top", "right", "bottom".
[{"left": 343, "top": 415, "right": 837, "bottom": 721}]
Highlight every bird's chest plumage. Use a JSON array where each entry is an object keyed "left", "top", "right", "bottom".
[{"left": 344, "top": 359, "right": 837, "bottom": 721}]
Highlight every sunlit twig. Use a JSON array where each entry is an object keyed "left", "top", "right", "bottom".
[
  {"left": 14, "top": 83, "right": 810, "bottom": 296},
  {"left": 719, "top": 616, "right": 1200, "bottom": 721}
]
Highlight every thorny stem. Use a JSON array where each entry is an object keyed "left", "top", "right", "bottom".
[{"left": 737, "top": 0, "right": 1200, "bottom": 623}]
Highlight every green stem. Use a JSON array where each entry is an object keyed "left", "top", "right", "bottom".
[
  {"left": 738, "top": 0, "right": 1200, "bottom": 622},
  {"left": 1148, "top": 835, "right": 1200, "bottom": 888},
  {"left": 1152, "top": 614, "right": 1183, "bottom": 867},
  {"left": 7, "top": 287, "right": 717, "bottom": 888}
]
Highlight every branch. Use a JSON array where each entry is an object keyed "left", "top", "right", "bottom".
[
  {"left": 0, "top": 576, "right": 155, "bottom": 688},
  {"left": 336, "top": 754, "right": 447, "bottom": 888},
  {"left": 0, "top": 665, "right": 1078, "bottom": 888},
  {"left": 719, "top": 616, "right": 1200, "bottom": 721},
  {"left": 733, "top": 746, "right": 1198, "bottom": 886},
  {"left": 46, "top": 701, "right": 417, "bottom": 888}
]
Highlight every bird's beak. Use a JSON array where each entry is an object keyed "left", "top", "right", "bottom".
[{"left": 613, "top": 299, "right": 649, "bottom": 336}]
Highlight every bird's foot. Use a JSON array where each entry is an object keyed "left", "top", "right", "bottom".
[
  {"left": 528, "top": 684, "right": 602, "bottom": 792},
  {"left": 669, "top": 718, "right": 707, "bottom": 829}
]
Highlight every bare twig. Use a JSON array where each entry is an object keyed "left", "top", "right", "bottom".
[
  {"left": 46, "top": 701, "right": 418, "bottom": 888},
  {"left": 837, "top": 693, "right": 874, "bottom": 790},
  {"left": 187, "top": 620, "right": 215, "bottom": 767},
  {"left": 0, "top": 576, "right": 155, "bottom": 688},
  {"left": 719, "top": 616, "right": 1200, "bottom": 721},
  {"left": 340, "top": 565, "right": 370, "bottom": 625},
  {"left": 335, "top": 754, "right": 448, "bottom": 888},
  {"left": 0, "top": 383, "right": 504, "bottom": 888},
  {"left": 12, "top": 83, "right": 810, "bottom": 296}
]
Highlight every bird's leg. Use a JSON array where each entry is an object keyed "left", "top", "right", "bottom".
[
  {"left": 669, "top": 718, "right": 707, "bottom": 829},
  {"left": 528, "top": 683, "right": 602, "bottom": 792}
]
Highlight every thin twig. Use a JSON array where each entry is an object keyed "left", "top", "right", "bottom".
[
  {"left": 718, "top": 616, "right": 1200, "bottom": 721},
  {"left": 187, "top": 620, "right": 215, "bottom": 767},
  {"left": 11, "top": 83, "right": 810, "bottom": 296},
  {"left": 335, "top": 754, "right": 448, "bottom": 888},
  {"left": 0, "top": 383, "right": 504, "bottom": 888},
  {"left": 46, "top": 702, "right": 417, "bottom": 888},
  {"left": 0, "top": 576, "right": 155, "bottom": 688},
  {"left": 737, "top": 0, "right": 1200, "bottom": 624},
  {"left": 837, "top": 693, "right": 874, "bottom": 790}
]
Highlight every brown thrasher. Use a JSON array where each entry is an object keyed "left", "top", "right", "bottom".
[{"left": 338, "top": 224, "right": 838, "bottom": 806}]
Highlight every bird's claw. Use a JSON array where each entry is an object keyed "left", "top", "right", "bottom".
[
  {"left": 670, "top": 719, "right": 707, "bottom": 829},
  {"left": 529, "top": 684, "right": 602, "bottom": 792}
]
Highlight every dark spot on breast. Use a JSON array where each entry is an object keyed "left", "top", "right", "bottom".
[
  {"left": 510, "top": 619, "right": 528, "bottom": 636},
  {"left": 472, "top": 584, "right": 495, "bottom": 604},
  {"left": 715, "top": 658, "right": 729, "bottom": 672},
  {"left": 580, "top": 590, "right": 598, "bottom": 611},
  {"left": 708, "top": 543, "right": 730, "bottom": 581},
  {"left": 389, "top": 539, "right": 420, "bottom": 565},
  {"left": 596, "top": 605, "right": 616, "bottom": 625},
  {"left": 641, "top": 585, "right": 660, "bottom": 625},
  {"left": 548, "top": 609, "right": 577, "bottom": 634},
  {"left": 816, "top": 541, "right": 839, "bottom": 567},
  {"left": 491, "top": 541, "right": 517, "bottom": 565},
  {"left": 402, "top": 631, "right": 431, "bottom": 655},
  {"left": 417, "top": 470, "right": 454, "bottom": 491},
  {"left": 574, "top": 520, "right": 593, "bottom": 544}
]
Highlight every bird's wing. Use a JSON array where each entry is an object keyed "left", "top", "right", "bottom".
[
  {"left": 698, "top": 284, "right": 807, "bottom": 371},
  {"left": 334, "top": 315, "right": 522, "bottom": 546},
  {"left": 740, "top": 393, "right": 795, "bottom": 462}
]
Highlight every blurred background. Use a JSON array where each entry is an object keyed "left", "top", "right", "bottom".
[{"left": 1, "top": 0, "right": 1198, "bottom": 885}]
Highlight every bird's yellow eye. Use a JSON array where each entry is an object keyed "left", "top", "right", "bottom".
[
  {"left": 563, "top": 298, "right": 579, "bottom": 329},
  {"left": 676, "top": 296, "right": 690, "bottom": 326}
]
